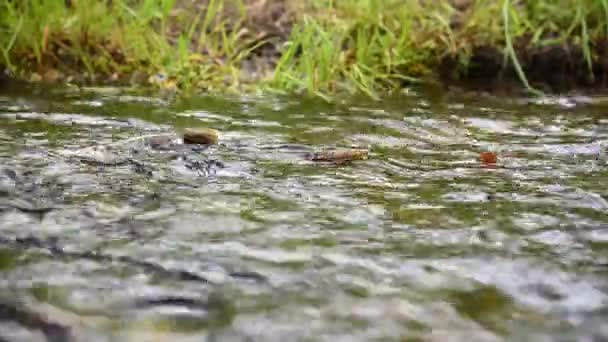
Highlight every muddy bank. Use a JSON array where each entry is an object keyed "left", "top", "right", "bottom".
[
  {"left": 10, "top": 42, "right": 606, "bottom": 97},
  {"left": 3, "top": 0, "right": 608, "bottom": 97},
  {"left": 439, "top": 42, "right": 608, "bottom": 94}
]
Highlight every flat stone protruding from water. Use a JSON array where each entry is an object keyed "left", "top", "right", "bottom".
[
  {"left": 307, "top": 149, "right": 369, "bottom": 163},
  {"left": 183, "top": 128, "right": 219, "bottom": 145}
]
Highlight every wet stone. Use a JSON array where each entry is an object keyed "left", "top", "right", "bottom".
[
  {"left": 49, "top": 132, "right": 224, "bottom": 181},
  {"left": 0, "top": 168, "right": 18, "bottom": 195},
  {"left": 306, "top": 148, "right": 369, "bottom": 163},
  {"left": 182, "top": 128, "right": 219, "bottom": 145},
  {"left": 145, "top": 135, "right": 174, "bottom": 149}
]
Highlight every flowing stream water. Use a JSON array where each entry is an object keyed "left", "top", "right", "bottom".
[{"left": 0, "top": 82, "right": 607, "bottom": 342}]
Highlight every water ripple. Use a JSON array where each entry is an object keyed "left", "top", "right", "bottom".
[{"left": 0, "top": 86, "right": 607, "bottom": 341}]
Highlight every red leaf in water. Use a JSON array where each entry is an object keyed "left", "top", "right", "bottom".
[{"left": 480, "top": 151, "right": 497, "bottom": 164}]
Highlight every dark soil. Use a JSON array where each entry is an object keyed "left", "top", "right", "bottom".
[{"left": 439, "top": 41, "right": 608, "bottom": 94}]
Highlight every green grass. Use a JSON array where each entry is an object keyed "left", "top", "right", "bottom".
[
  {"left": 1, "top": 0, "right": 608, "bottom": 99},
  {"left": 0, "top": 0, "right": 257, "bottom": 92}
]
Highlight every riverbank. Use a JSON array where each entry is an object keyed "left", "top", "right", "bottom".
[{"left": 2, "top": 0, "right": 608, "bottom": 99}]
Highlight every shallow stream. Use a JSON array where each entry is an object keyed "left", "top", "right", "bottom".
[{"left": 1, "top": 82, "right": 607, "bottom": 341}]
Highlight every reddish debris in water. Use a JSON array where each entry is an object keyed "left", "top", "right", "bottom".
[{"left": 480, "top": 151, "right": 497, "bottom": 164}]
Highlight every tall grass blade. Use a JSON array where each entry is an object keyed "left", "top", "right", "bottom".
[{"left": 502, "top": 0, "right": 543, "bottom": 97}]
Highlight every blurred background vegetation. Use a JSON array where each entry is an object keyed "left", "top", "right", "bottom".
[{"left": 1, "top": 0, "right": 607, "bottom": 99}]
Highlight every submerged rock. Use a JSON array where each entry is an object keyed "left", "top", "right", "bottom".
[
  {"left": 145, "top": 135, "right": 173, "bottom": 149},
  {"left": 0, "top": 296, "right": 74, "bottom": 342},
  {"left": 306, "top": 148, "right": 369, "bottom": 163},
  {"left": 0, "top": 167, "right": 18, "bottom": 195},
  {"left": 53, "top": 132, "right": 224, "bottom": 180}
]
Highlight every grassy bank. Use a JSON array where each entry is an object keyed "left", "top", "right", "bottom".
[{"left": 1, "top": 0, "right": 608, "bottom": 99}]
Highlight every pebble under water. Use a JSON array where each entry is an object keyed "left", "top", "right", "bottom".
[{"left": 0, "top": 83, "right": 608, "bottom": 342}]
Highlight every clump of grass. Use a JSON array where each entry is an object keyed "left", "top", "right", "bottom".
[
  {"left": 0, "top": 0, "right": 259, "bottom": 91},
  {"left": 271, "top": 0, "right": 608, "bottom": 98},
  {"left": 271, "top": 0, "right": 439, "bottom": 99},
  {"left": 2, "top": 0, "right": 608, "bottom": 99}
]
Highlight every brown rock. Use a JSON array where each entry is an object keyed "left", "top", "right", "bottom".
[{"left": 182, "top": 128, "right": 219, "bottom": 145}]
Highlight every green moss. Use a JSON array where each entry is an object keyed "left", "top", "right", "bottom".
[{"left": 1, "top": 0, "right": 607, "bottom": 99}]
